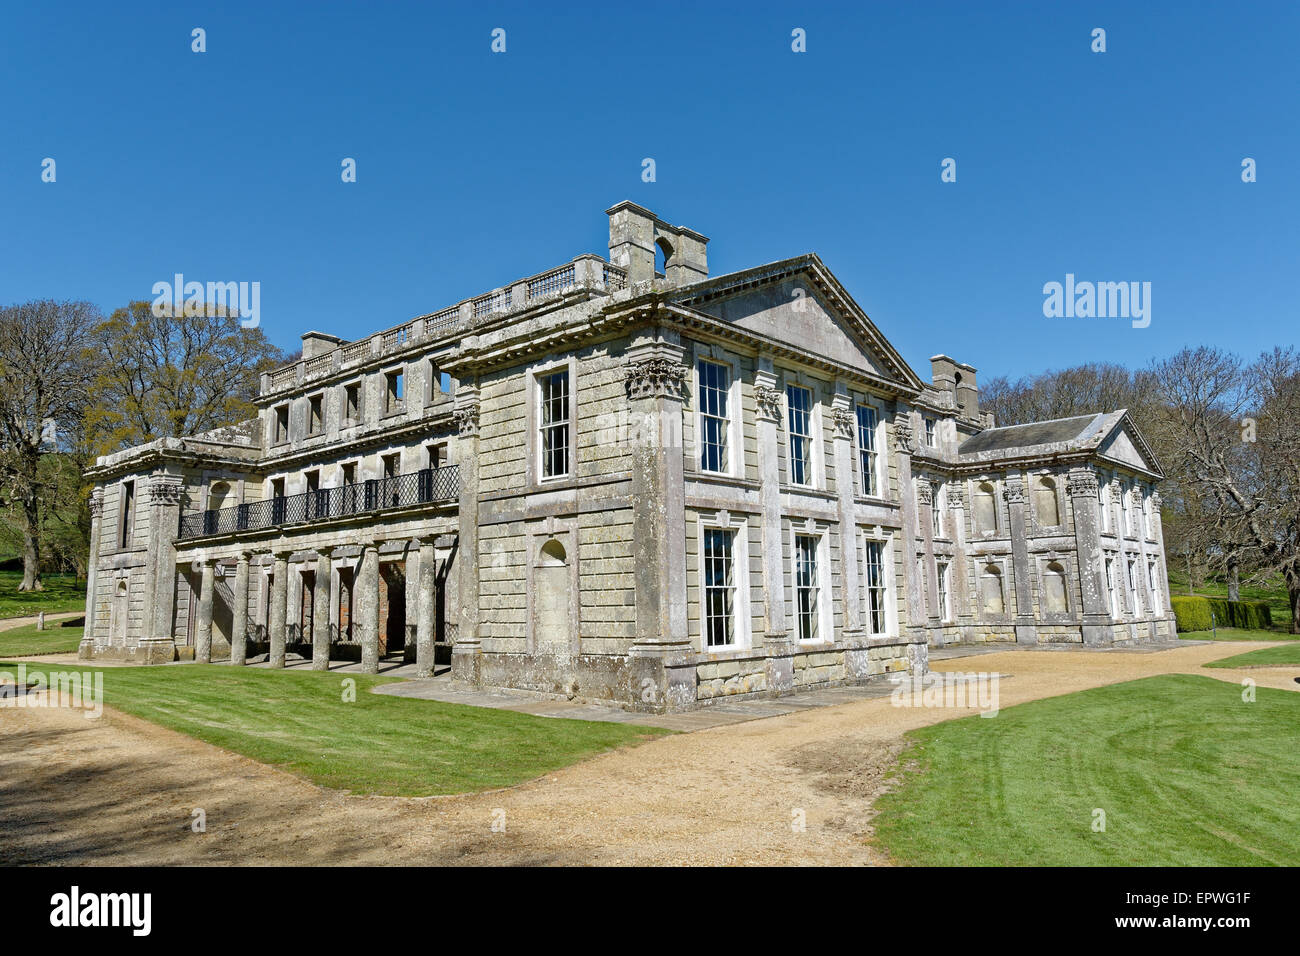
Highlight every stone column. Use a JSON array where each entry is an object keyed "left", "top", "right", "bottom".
[
  {"left": 312, "top": 547, "right": 333, "bottom": 670},
  {"left": 892, "top": 411, "right": 929, "bottom": 673},
  {"left": 1068, "top": 469, "right": 1113, "bottom": 645},
  {"left": 140, "top": 473, "right": 185, "bottom": 664},
  {"left": 230, "top": 551, "right": 251, "bottom": 665},
  {"left": 452, "top": 386, "right": 482, "bottom": 684},
  {"left": 625, "top": 333, "right": 693, "bottom": 712},
  {"left": 357, "top": 542, "right": 382, "bottom": 674},
  {"left": 194, "top": 558, "right": 216, "bottom": 663},
  {"left": 79, "top": 489, "right": 104, "bottom": 657},
  {"left": 416, "top": 538, "right": 437, "bottom": 678},
  {"left": 268, "top": 549, "right": 291, "bottom": 667},
  {"left": 831, "top": 391, "right": 862, "bottom": 637},
  {"left": 754, "top": 362, "right": 792, "bottom": 695},
  {"left": 1004, "top": 475, "right": 1038, "bottom": 645}
]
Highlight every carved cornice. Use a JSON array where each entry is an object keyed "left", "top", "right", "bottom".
[
  {"left": 625, "top": 358, "right": 687, "bottom": 401},
  {"left": 147, "top": 474, "right": 184, "bottom": 507},
  {"left": 1066, "top": 470, "right": 1099, "bottom": 498},
  {"left": 754, "top": 385, "right": 783, "bottom": 424}
]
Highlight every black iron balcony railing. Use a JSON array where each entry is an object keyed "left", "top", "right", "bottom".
[{"left": 178, "top": 464, "right": 459, "bottom": 540}]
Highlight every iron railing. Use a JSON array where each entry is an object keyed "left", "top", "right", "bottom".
[{"left": 178, "top": 464, "right": 459, "bottom": 540}]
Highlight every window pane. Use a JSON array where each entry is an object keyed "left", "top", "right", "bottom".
[
  {"left": 864, "top": 540, "right": 886, "bottom": 634},
  {"left": 856, "top": 406, "right": 877, "bottom": 496},
  {"left": 541, "top": 371, "right": 570, "bottom": 478},
  {"left": 699, "top": 361, "right": 730, "bottom": 472},
  {"left": 787, "top": 386, "right": 812, "bottom": 485},
  {"left": 703, "top": 528, "right": 735, "bottom": 647},
  {"left": 796, "top": 535, "right": 819, "bottom": 641}
]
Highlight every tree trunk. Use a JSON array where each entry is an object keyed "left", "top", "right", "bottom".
[
  {"left": 1287, "top": 568, "right": 1300, "bottom": 635},
  {"left": 1185, "top": 553, "right": 1194, "bottom": 595},
  {"left": 17, "top": 494, "right": 42, "bottom": 592},
  {"left": 1226, "top": 555, "right": 1240, "bottom": 602}
]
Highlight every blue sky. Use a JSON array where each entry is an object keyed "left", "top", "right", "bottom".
[{"left": 1, "top": 1, "right": 1296, "bottom": 381}]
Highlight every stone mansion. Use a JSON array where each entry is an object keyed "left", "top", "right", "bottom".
[{"left": 80, "top": 201, "right": 1175, "bottom": 711}]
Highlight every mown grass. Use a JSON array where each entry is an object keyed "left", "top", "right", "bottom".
[
  {"left": 1204, "top": 643, "right": 1300, "bottom": 669},
  {"left": 1178, "top": 627, "right": 1299, "bottom": 643},
  {"left": 0, "top": 570, "right": 85, "bottom": 619},
  {"left": 0, "top": 622, "right": 83, "bottom": 656},
  {"left": 0, "top": 660, "right": 671, "bottom": 796},
  {"left": 872, "top": 674, "right": 1300, "bottom": 866}
]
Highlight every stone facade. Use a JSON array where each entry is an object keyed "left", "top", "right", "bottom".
[{"left": 80, "top": 201, "right": 1175, "bottom": 711}]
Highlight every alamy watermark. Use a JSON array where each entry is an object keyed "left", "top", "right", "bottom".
[
  {"left": 0, "top": 663, "right": 103, "bottom": 718},
  {"left": 890, "top": 671, "right": 1000, "bottom": 717},
  {"left": 1043, "top": 274, "right": 1151, "bottom": 328},
  {"left": 151, "top": 273, "right": 261, "bottom": 329}
]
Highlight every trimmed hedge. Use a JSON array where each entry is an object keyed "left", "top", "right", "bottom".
[
  {"left": 1170, "top": 595, "right": 1273, "bottom": 632},
  {"left": 1171, "top": 596, "right": 1213, "bottom": 632}
]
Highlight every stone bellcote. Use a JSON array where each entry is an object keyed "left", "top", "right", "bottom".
[{"left": 606, "top": 200, "right": 708, "bottom": 288}]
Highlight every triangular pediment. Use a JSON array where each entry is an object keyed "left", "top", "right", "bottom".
[
  {"left": 672, "top": 257, "right": 923, "bottom": 391},
  {"left": 1095, "top": 413, "right": 1164, "bottom": 478}
]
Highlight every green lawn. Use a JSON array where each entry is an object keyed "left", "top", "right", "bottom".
[
  {"left": 0, "top": 622, "right": 83, "bottom": 657},
  {"left": 872, "top": 674, "right": 1300, "bottom": 866},
  {"left": 0, "top": 660, "right": 670, "bottom": 796},
  {"left": 1178, "top": 627, "right": 1299, "bottom": 642},
  {"left": 0, "top": 571, "right": 85, "bottom": 619},
  {"left": 1204, "top": 644, "right": 1300, "bottom": 669}
]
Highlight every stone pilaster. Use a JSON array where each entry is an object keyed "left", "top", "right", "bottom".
[
  {"left": 79, "top": 490, "right": 104, "bottom": 658},
  {"left": 268, "top": 549, "right": 291, "bottom": 667},
  {"left": 916, "top": 477, "right": 943, "bottom": 646},
  {"left": 893, "top": 413, "right": 924, "bottom": 638},
  {"left": 195, "top": 558, "right": 216, "bottom": 663},
  {"left": 831, "top": 390, "right": 862, "bottom": 637},
  {"left": 625, "top": 331, "right": 693, "bottom": 712},
  {"left": 416, "top": 539, "right": 437, "bottom": 678},
  {"left": 947, "top": 484, "right": 973, "bottom": 635},
  {"left": 754, "top": 362, "right": 792, "bottom": 695},
  {"left": 312, "top": 547, "right": 333, "bottom": 670},
  {"left": 1150, "top": 490, "right": 1172, "bottom": 616},
  {"left": 1004, "top": 475, "right": 1037, "bottom": 645},
  {"left": 452, "top": 384, "right": 482, "bottom": 684},
  {"left": 230, "top": 551, "right": 250, "bottom": 665},
  {"left": 140, "top": 473, "right": 184, "bottom": 664},
  {"left": 358, "top": 542, "right": 381, "bottom": 674},
  {"left": 1068, "top": 468, "right": 1113, "bottom": 645}
]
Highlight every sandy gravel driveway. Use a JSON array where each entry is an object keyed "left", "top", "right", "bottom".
[{"left": 1, "top": 641, "right": 1294, "bottom": 866}]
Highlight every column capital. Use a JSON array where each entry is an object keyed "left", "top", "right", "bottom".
[
  {"left": 271, "top": 548, "right": 293, "bottom": 561},
  {"left": 1066, "top": 469, "right": 1099, "bottom": 498},
  {"left": 893, "top": 415, "right": 914, "bottom": 452},
  {"left": 754, "top": 385, "right": 782, "bottom": 424},
  {"left": 1003, "top": 475, "right": 1026, "bottom": 504},
  {"left": 624, "top": 357, "right": 687, "bottom": 401},
  {"left": 831, "top": 406, "right": 855, "bottom": 439},
  {"left": 147, "top": 473, "right": 185, "bottom": 507},
  {"left": 88, "top": 488, "right": 105, "bottom": 518},
  {"left": 915, "top": 477, "right": 933, "bottom": 506}
]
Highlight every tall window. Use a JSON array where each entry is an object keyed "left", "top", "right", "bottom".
[
  {"left": 274, "top": 405, "right": 289, "bottom": 443},
  {"left": 385, "top": 369, "right": 404, "bottom": 413},
  {"left": 119, "top": 480, "right": 135, "bottom": 547},
  {"left": 924, "top": 416, "right": 936, "bottom": 447},
  {"left": 856, "top": 405, "right": 878, "bottom": 496},
  {"left": 540, "top": 369, "right": 570, "bottom": 479},
  {"left": 344, "top": 382, "right": 360, "bottom": 421},
  {"left": 1147, "top": 558, "right": 1160, "bottom": 611},
  {"left": 864, "top": 539, "right": 886, "bottom": 634},
  {"left": 703, "top": 528, "right": 736, "bottom": 647},
  {"left": 698, "top": 360, "right": 731, "bottom": 473},
  {"left": 1099, "top": 479, "right": 1111, "bottom": 532},
  {"left": 936, "top": 561, "right": 951, "bottom": 621},
  {"left": 1144, "top": 490, "right": 1156, "bottom": 538},
  {"left": 787, "top": 385, "right": 813, "bottom": 485},
  {"left": 795, "top": 535, "right": 820, "bottom": 641},
  {"left": 1105, "top": 555, "right": 1120, "bottom": 616},
  {"left": 308, "top": 394, "right": 323, "bottom": 435},
  {"left": 1126, "top": 558, "right": 1140, "bottom": 613}
]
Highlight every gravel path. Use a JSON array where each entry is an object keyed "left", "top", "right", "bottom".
[{"left": 1, "top": 640, "right": 1294, "bottom": 866}]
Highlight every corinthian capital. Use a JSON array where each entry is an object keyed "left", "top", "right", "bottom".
[
  {"left": 1066, "top": 470, "right": 1099, "bottom": 498},
  {"left": 754, "top": 385, "right": 783, "bottom": 424},
  {"left": 147, "top": 474, "right": 184, "bottom": 507},
  {"left": 625, "top": 358, "right": 687, "bottom": 401}
]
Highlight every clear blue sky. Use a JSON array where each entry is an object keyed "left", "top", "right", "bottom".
[{"left": 2, "top": 1, "right": 1295, "bottom": 382}]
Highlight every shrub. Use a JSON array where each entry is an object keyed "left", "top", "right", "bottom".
[
  {"left": 1205, "top": 597, "right": 1273, "bottom": 630},
  {"left": 1170, "top": 596, "right": 1213, "bottom": 632}
]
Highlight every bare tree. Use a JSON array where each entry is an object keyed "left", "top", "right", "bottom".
[{"left": 0, "top": 300, "right": 99, "bottom": 590}]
